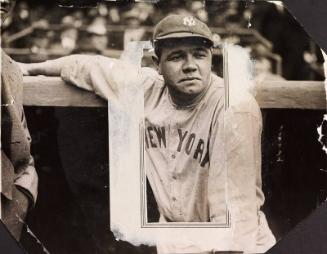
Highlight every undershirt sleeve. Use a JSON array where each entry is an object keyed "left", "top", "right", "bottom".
[{"left": 60, "top": 55, "right": 145, "bottom": 101}]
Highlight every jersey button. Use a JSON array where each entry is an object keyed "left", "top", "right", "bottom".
[
  {"left": 172, "top": 175, "right": 177, "bottom": 180},
  {"left": 172, "top": 197, "right": 177, "bottom": 201},
  {"left": 171, "top": 154, "right": 176, "bottom": 159}
]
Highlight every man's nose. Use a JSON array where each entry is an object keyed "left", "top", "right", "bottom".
[{"left": 182, "top": 55, "right": 197, "bottom": 73}]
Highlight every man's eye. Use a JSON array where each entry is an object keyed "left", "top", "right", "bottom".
[
  {"left": 194, "top": 53, "right": 206, "bottom": 58},
  {"left": 169, "top": 55, "right": 182, "bottom": 61}
]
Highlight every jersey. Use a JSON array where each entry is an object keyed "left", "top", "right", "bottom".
[
  {"left": 143, "top": 72, "right": 227, "bottom": 223},
  {"left": 144, "top": 71, "right": 227, "bottom": 223}
]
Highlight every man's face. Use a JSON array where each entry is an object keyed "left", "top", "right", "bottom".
[
  {"left": 0, "top": 0, "right": 16, "bottom": 24},
  {"left": 90, "top": 34, "right": 108, "bottom": 51},
  {"left": 157, "top": 39, "right": 212, "bottom": 98}
]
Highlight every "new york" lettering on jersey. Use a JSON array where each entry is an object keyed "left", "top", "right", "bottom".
[{"left": 144, "top": 126, "right": 209, "bottom": 167}]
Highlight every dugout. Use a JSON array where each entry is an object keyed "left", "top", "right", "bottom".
[{"left": 15, "top": 75, "right": 326, "bottom": 254}]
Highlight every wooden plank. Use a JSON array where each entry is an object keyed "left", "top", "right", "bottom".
[
  {"left": 255, "top": 81, "right": 326, "bottom": 110},
  {"left": 23, "top": 76, "right": 326, "bottom": 110},
  {"left": 23, "top": 76, "right": 106, "bottom": 107}
]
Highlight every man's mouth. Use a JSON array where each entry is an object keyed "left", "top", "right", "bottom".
[{"left": 179, "top": 77, "right": 201, "bottom": 83}]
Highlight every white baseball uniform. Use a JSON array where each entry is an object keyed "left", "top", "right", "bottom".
[{"left": 56, "top": 54, "right": 275, "bottom": 251}]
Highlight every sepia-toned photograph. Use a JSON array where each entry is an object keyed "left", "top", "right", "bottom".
[{"left": 1, "top": 0, "right": 326, "bottom": 254}]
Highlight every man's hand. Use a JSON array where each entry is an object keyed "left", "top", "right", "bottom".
[
  {"left": 18, "top": 61, "right": 52, "bottom": 76},
  {"left": 2, "top": 186, "right": 30, "bottom": 241},
  {"left": 18, "top": 62, "right": 31, "bottom": 76},
  {"left": 18, "top": 56, "right": 70, "bottom": 77}
]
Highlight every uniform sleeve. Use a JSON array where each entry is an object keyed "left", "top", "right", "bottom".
[
  {"left": 208, "top": 94, "right": 267, "bottom": 251},
  {"left": 14, "top": 110, "right": 38, "bottom": 206},
  {"left": 60, "top": 55, "right": 145, "bottom": 101},
  {"left": 225, "top": 96, "right": 265, "bottom": 250}
]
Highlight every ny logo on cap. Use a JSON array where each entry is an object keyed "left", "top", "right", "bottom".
[{"left": 183, "top": 16, "right": 196, "bottom": 27}]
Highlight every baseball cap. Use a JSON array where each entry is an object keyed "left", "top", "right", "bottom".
[{"left": 153, "top": 14, "right": 214, "bottom": 46}]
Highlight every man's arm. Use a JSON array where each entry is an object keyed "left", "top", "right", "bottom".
[
  {"left": 14, "top": 155, "right": 38, "bottom": 206},
  {"left": 19, "top": 56, "right": 68, "bottom": 76},
  {"left": 20, "top": 55, "right": 144, "bottom": 101},
  {"left": 224, "top": 107, "right": 261, "bottom": 235},
  {"left": 1, "top": 152, "right": 32, "bottom": 240},
  {"left": 14, "top": 109, "right": 38, "bottom": 206},
  {"left": 208, "top": 94, "right": 270, "bottom": 251}
]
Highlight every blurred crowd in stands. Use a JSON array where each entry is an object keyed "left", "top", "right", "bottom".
[{"left": 1, "top": 0, "right": 325, "bottom": 81}]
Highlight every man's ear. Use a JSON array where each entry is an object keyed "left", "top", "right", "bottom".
[{"left": 152, "top": 55, "right": 161, "bottom": 75}]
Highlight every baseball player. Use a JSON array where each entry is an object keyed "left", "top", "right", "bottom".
[{"left": 22, "top": 14, "right": 275, "bottom": 253}]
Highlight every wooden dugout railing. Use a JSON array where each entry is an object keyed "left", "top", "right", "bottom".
[{"left": 23, "top": 76, "right": 326, "bottom": 110}]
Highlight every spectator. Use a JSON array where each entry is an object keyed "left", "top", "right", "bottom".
[
  {"left": 188, "top": 0, "right": 208, "bottom": 23},
  {"left": 121, "top": 5, "right": 148, "bottom": 49},
  {"left": 60, "top": 16, "right": 79, "bottom": 52}
]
